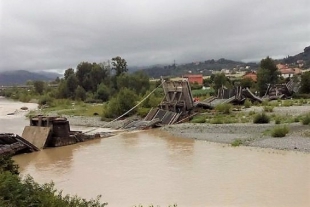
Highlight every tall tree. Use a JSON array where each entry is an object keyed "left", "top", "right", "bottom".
[
  {"left": 33, "top": 80, "right": 45, "bottom": 95},
  {"left": 90, "top": 63, "right": 108, "bottom": 92},
  {"left": 76, "top": 62, "right": 93, "bottom": 88},
  {"left": 66, "top": 74, "right": 78, "bottom": 98},
  {"left": 300, "top": 71, "right": 310, "bottom": 94},
  {"left": 111, "top": 56, "right": 127, "bottom": 76},
  {"left": 256, "top": 56, "right": 279, "bottom": 96},
  {"left": 64, "top": 68, "right": 75, "bottom": 80},
  {"left": 75, "top": 85, "right": 86, "bottom": 101},
  {"left": 213, "top": 73, "right": 228, "bottom": 91}
]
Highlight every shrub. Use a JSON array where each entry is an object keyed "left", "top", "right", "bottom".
[
  {"left": 18, "top": 93, "right": 32, "bottom": 103},
  {"left": 253, "top": 113, "right": 270, "bottom": 124},
  {"left": 244, "top": 99, "right": 252, "bottom": 108},
  {"left": 231, "top": 139, "right": 243, "bottom": 147},
  {"left": 294, "top": 117, "right": 300, "bottom": 122},
  {"left": 249, "top": 111, "right": 256, "bottom": 116},
  {"left": 301, "top": 114, "right": 310, "bottom": 125},
  {"left": 275, "top": 118, "right": 281, "bottom": 124},
  {"left": 0, "top": 155, "right": 19, "bottom": 175},
  {"left": 271, "top": 125, "right": 289, "bottom": 137},
  {"left": 263, "top": 106, "right": 274, "bottom": 112},
  {"left": 215, "top": 103, "right": 232, "bottom": 114},
  {"left": 102, "top": 88, "right": 138, "bottom": 119},
  {"left": 38, "top": 95, "right": 54, "bottom": 106}
]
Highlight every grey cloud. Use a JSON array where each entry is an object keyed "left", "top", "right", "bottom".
[{"left": 0, "top": 0, "right": 309, "bottom": 72}]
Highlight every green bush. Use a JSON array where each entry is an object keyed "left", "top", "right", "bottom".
[
  {"left": 263, "top": 106, "right": 274, "bottom": 112},
  {"left": 271, "top": 125, "right": 289, "bottom": 137},
  {"left": 294, "top": 117, "right": 300, "bottom": 122},
  {"left": 18, "top": 93, "right": 32, "bottom": 103},
  {"left": 215, "top": 103, "right": 232, "bottom": 114},
  {"left": 244, "top": 99, "right": 252, "bottom": 108},
  {"left": 301, "top": 114, "right": 310, "bottom": 125},
  {"left": 38, "top": 95, "right": 54, "bottom": 106},
  {"left": 253, "top": 113, "right": 270, "bottom": 124},
  {"left": 102, "top": 88, "right": 138, "bottom": 119},
  {"left": 275, "top": 118, "right": 281, "bottom": 124},
  {"left": 231, "top": 139, "right": 243, "bottom": 147},
  {"left": 0, "top": 155, "right": 19, "bottom": 175}
]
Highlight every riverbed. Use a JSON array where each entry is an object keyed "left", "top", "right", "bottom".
[{"left": 1, "top": 97, "right": 310, "bottom": 207}]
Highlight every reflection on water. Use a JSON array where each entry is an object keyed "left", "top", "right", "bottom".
[{"left": 14, "top": 130, "right": 310, "bottom": 207}]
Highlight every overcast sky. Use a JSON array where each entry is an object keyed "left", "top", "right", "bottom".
[{"left": 0, "top": 0, "right": 309, "bottom": 72}]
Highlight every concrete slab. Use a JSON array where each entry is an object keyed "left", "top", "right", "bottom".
[{"left": 22, "top": 126, "right": 51, "bottom": 149}]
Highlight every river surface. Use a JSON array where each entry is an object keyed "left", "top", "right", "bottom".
[{"left": 1, "top": 97, "right": 310, "bottom": 207}]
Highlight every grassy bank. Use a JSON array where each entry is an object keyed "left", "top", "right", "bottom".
[{"left": 28, "top": 100, "right": 104, "bottom": 117}]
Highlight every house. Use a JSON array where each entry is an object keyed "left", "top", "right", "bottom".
[
  {"left": 183, "top": 74, "right": 203, "bottom": 85},
  {"left": 242, "top": 71, "right": 257, "bottom": 82},
  {"left": 276, "top": 64, "right": 302, "bottom": 78}
]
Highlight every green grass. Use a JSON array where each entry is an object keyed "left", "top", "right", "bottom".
[
  {"left": 192, "top": 88, "right": 214, "bottom": 97},
  {"left": 282, "top": 100, "right": 294, "bottom": 107},
  {"left": 39, "top": 102, "right": 104, "bottom": 117},
  {"left": 191, "top": 115, "right": 207, "bottom": 123},
  {"left": 210, "top": 118, "right": 224, "bottom": 124}
]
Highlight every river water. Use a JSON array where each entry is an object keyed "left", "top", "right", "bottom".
[{"left": 1, "top": 97, "right": 310, "bottom": 207}]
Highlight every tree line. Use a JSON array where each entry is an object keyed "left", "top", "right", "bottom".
[
  {"left": 202, "top": 56, "right": 310, "bottom": 97},
  {"left": 1, "top": 56, "right": 163, "bottom": 119},
  {"left": 1, "top": 56, "right": 310, "bottom": 119}
]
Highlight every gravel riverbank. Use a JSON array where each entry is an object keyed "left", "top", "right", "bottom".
[{"left": 161, "top": 122, "right": 310, "bottom": 153}]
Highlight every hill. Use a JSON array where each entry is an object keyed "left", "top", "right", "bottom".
[
  {"left": 280, "top": 46, "right": 310, "bottom": 68},
  {"left": 142, "top": 46, "right": 310, "bottom": 79},
  {"left": 0, "top": 70, "right": 60, "bottom": 86},
  {"left": 142, "top": 58, "right": 259, "bottom": 79}
]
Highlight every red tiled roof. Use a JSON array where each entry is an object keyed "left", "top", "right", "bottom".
[
  {"left": 183, "top": 74, "right": 203, "bottom": 78},
  {"left": 242, "top": 72, "right": 257, "bottom": 82}
]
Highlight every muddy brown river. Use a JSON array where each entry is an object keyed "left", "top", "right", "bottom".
[{"left": 1, "top": 98, "right": 310, "bottom": 206}]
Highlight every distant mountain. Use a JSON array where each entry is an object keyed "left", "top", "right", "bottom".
[
  {"left": 141, "top": 58, "right": 259, "bottom": 79},
  {"left": 0, "top": 70, "right": 61, "bottom": 86}
]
